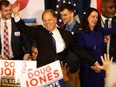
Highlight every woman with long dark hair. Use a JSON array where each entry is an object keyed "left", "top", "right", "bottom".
[{"left": 75, "top": 7, "right": 116, "bottom": 87}]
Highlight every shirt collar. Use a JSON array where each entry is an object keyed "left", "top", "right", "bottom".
[
  {"left": 50, "top": 28, "right": 58, "bottom": 34},
  {"left": 101, "top": 14, "right": 112, "bottom": 22},
  {"left": 65, "top": 20, "right": 76, "bottom": 31},
  {"left": 1, "top": 18, "right": 11, "bottom": 24}
]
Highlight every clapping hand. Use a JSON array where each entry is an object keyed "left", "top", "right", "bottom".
[{"left": 91, "top": 61, "right": 101, "bottom": 73}]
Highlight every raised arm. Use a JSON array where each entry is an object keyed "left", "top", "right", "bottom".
[{"left": 12, "top": 3, "right": 20, "bottom": 16}]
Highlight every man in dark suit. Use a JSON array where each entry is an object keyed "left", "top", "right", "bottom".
[
  {"left": 100, "top": 0, "right": 116, "bottom": 61},
  {"left": 0, "top": 0, "right": 30, "bottom": 60},
  {"left": 12, "top": 3, "right": 101, "bottom": 72},
  {"left": 60, "top": 3, "right": 79, "bottom": 73},
  {"left": 60, "top": 3, "right": 80, "bottom": 72},
  {"left": 60, "top": 3, "right": 80, "bottom": 87}
]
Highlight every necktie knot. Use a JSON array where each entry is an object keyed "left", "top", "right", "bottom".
[
  {"left": 105, "top": 19, "right": 109, "bottom": 22},
  {"left": 4, "top": 21, "right": 6, "bottom": 24},
  {"left": 50, "top": 32, "right": 53, "bottom": 35},
  {"left": 104, "top": 19, "right": 109, "bottom": 28}
]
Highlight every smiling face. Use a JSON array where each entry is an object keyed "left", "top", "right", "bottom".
[
  {"left": 60, "top": 9, "right": 74, "bottom": 25},
  {"left": 42, "top": 11, "right": 57, "bottom": 32},
  {"left": 88, "top": 11, "right": 98, "bottom": 30},
  {"left": 102, "top": 1, "right": 116, "bottom": 18},
  {"left": 0, "top": 4, "right": 12, "bottom": 20}
]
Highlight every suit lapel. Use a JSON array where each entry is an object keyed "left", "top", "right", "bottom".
[
  {"left": 72, "top": 21, "right": 79, "bottom": 32},
  {"left": 58, "top": 29, "right": 68, "bottom": 48},
  {"left": 11, "top": 18, "right": 18, "bottom": 45},
  {"left": 112, "top": 16, "right": 116, "bottom": 28}
]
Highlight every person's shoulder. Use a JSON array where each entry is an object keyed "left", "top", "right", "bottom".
[
  {"left": 58, "top": 28, "right": 72, "bottom": 35},
  {"left": 37, "top": 25, "right": 44, "bottom": 28},
  {"left": 78, "top": 27, "right": 83, "bottom": 31},
  {"left": 112, "top": 16, "right": 116, "bottom": 21},
  {"left": 34, "top": 25, "right": 46, "bottom": 33},
  {"left": 58, "top": 24, "right": 66, "bottom": 29},
  {"left": 112, "top": 16, "right": 116, "bottom": 19},
  {"left": 59, "top": 28, "right": 70, "bottom": 33},
  {"left": 74, "top": 27, "right": 84, "bottom": 36},
  {"left": 76, "top": 27, "right": 83, "bottom": 33},
  {"left": 11, "top": 17, "right": 15, "bottom": 22},
  {"left": 36, "top": 25, "right": 45, "bottom": 30},
  {"left": 75, "top": 20, "right": 80, "bottom": 24}
]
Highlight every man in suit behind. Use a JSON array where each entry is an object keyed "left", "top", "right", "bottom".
[
  {"left": 60, "top": 3, "right": 80, "bottom": 72},
  {"left": 0, "top": 0, "right": 30, "bottom": 60},
  {"left": 60, "top": 3, "right": 80, "bottom": 87},
  {"left": 100, "top": 0, "right": 116, "bottom": 61}
]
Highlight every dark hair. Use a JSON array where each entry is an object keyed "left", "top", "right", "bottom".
[
  {"left": 60, "top": 3, "right": 75, "bottom": 13},
  {"left": 0, "top": 0, "right": 10, "bottom": 10},
  {"left": 42, "top": 9, "right": 57, "bottom": 21},
  {"left": 101, "top": 0, "right": 114, "bottom": 8},
  {"left": 31, "top": 42, "right": 37, "bottom": 55},
  {"left": 31, "top": 42, "right": 37, "bottom": 50},
  {"left": 79, "top": 7, "right": 100, "bottom": 32}
]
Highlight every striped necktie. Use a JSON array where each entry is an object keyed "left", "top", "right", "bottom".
[{"left": 3, "top": 22, "right": 9, "bottom": 59}]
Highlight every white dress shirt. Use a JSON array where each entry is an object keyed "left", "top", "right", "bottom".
[
  {"left": 0, "top": 18, "right": 14, "bottom": 59},
  {"left": 51, "top": 28, "right": 66, "bottom": 53}
]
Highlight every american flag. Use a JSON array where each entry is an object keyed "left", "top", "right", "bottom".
[
  {"left": 90, "top": 0, "right": 102, "bottom": 14},
  {"left": 55, "top": 0, "right": 79, "bottom": 26}
]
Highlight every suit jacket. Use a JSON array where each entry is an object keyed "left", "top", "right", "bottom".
[
  {"left": 0, "top": 18, "right": 26, "bottom": 60},
  {"left": 15, "top": 19, "right": 96, "bottom": 68},
  {"left": 110, "top": 16, "right": 116, "bottom": 61},
  {"left": 100, "top": 16, "right": 116, "bottom": 62},
  {"left": 71, "top": 20, "right": 79, "bottom": 32},
  {"left": 61, "top": 20, "right": 79, "bottom": 32},
  {"left": 61, "top": 21, "right": 80, "bottom": 72}
]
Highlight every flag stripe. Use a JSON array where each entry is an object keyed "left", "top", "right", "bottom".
[
  {"left": 90, "top": 0, "right": 102, "bottom": 14},
  {"left": 97, "top": 0, "right": 102, "bottom": 14}
]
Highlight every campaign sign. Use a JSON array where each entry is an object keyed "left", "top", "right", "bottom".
[
  {"left": 0, "top": 60, "right": 36, "bottom": 87},
  {"left": 20, "top": 60, "right": 65, "bottom": 87}
]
